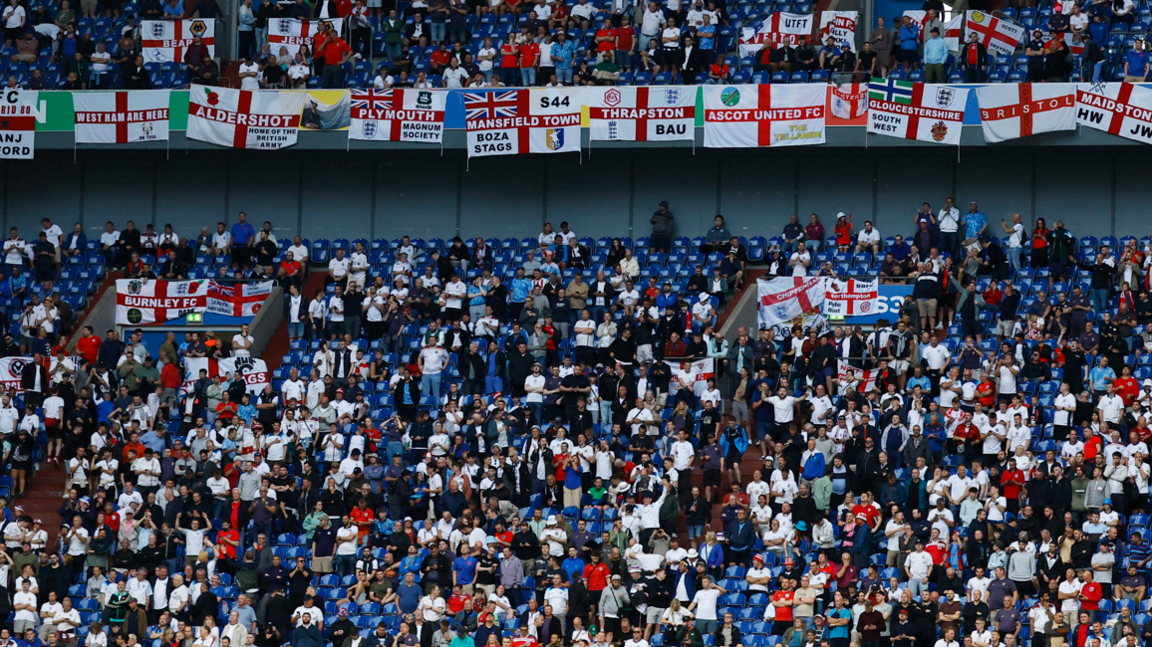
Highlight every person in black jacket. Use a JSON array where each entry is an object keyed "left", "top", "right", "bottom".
[
  {"left": 959, "top": 33, "right": 988, "bottom": 82},
  {"left": 20, "top": 355, "right": 49, "bottom": 408},
  {"left": 392, "top": 368, "right": 421, "bottom": 422}
]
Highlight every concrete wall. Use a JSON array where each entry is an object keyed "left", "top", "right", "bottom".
[{"left": 1, "top": 147, "right": 1144, "bottom": 244}]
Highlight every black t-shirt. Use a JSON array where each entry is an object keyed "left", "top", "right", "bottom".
[
  {"left": 858, "top": 50, "right": 877, "bottom": 72},
  {"left": 263, "top": 64, "right": 284, "bottom": 85},
  {"left": 475, "top": 553, "right": 498, "bottom": 585}
]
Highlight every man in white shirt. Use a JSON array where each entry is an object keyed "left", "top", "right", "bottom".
[
  {"left": 855, "top": 220, "right": 881, "bottom": 254},
  {"left": 348, "top": 242, "right": 370, "bottom": 290},
  {"left": 232, "top": 323, "right": 254, "bottom": 358},
  {"left": 625, "top": 398, "right": 654, "bottom": 436},
  {"left": 1098, "top": 384, "right": 1125, "bottom": 424},
  {"left": 328, "top": 248, "right": 351, "bottom": 286},
  {"left": 418, "top": 343, "right": 450, "bottom": 400},
  {"left": 905, "top": 540, "right": 934, "bottom": 597},
  {"left": 669, "top": 430, "right": 695, "bottom": 471},
  {"left": 13, "top": 580, "right": 37, "bottom": 635}
]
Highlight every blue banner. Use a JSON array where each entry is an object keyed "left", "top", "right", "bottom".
[{"left": 840, "top": 284, "right": 912, "bottom": 324}]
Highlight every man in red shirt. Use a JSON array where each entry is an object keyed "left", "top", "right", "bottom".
[
  {"left": 1115, "top": 365, "right": 1140, "bottom": 406},
  {"left": 320, "top": 26, "right": 353, "bottom": 88},
  {"left": 216, "top": 519, "right": 240, "bottom": 559},
  {"left": 770, "top": 577, "right": 795, "bottom": 635},
  {"left": 75, "top": 325, "right": 101, "bottom": 366},
  {"left": 446, "top": 584, "right": 471, "bottom": 614},
  {"left": 1000, "top": 457, "right": 1026, "bottom": 513},
  {"left": 519, "top": 35, "right": 540, "bottom": 86},
  {"left": 851, "top": 491, "right": 881, "bottom": 529},
  {"left": 596, "top": 23, "right": 616, "bottom": 54},
  {"left": 429, "top": 43, "right": 451, "bottom": 72},
  {"left": 1078, "top": 570, "right": 1102, "bottom": 610},
  {"left": 278, "top": 251, "right": 302, "bottom": 287},
  {"left": 615, "top": 16, "right": 636, "bottom": 70},
  {"left": 582, "top": 551, "right": 611, "bottom": 604}
]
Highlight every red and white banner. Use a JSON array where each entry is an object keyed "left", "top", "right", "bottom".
[
  {"left": 1076, "top": 82, "right": 1152, "bottom": 144},
  {"left": 820, "top": 11, "right": 858, "bottom": 51},
  {"left": 267, "top": 18, "right": 346, "bottom": 58},
  {"left": 116, "top": 278, "right": 211, "bottom": 325},
  {"left": 830, "top": 83, "right": 868, "bottom": 121},
  {"left": 348, "top": 88, "right": 446, "bottom": 143},
  {"left": 182, "top": 357, "right": 270, "bottom": 397},
  {"left": 73, "top": 90, "right": 170, "bottom": 144},
  {"left": 703, "top": 84, "right": 825, "bottom": 148},
  {"left": 0, "top": 357, "right": 35, "bottom": 394},
  {"left": 868, "top": 81, "right": 969, "bottom": 145},
  {"left": 838, "top": 360, "right": 879, "bottom": 394},
  {"left": 739, "top": 12, "right": 815, "bottom": 57},
  {"left": 141, "top": 19, "right": 215, "bottom": 63},
  {"left": 977, "top": 83, "right": 1076, "bottom": 143},
  {"left": 0, "top": 89, "right": 37, "bottom": 159},
  {"left": 966, "top": 10, "right": 1025, "bottom": 56},
  {"left": 187, "top": 87, "right": 306, "bottom": 149},
  {"left": 586, "top": 86, "right": 695, "bottom": 142},
  {"left": 824, "top": 279, "right": 879, "bottom": 317},
  {"left": 463, "top": 88, "right": 581, "bottom": 158},
  {"left": 758, "top": 276, "right": 826, "bottom": 328},
  {"left": 666, "top": 357, "right": 715, "bottom": 397},
  {"left": 207, "top": 281, "right": 275, "bottom": 318}
]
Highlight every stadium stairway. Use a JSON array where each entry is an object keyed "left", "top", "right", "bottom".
[
  {"left": 21, "top": 464, "right": 70, "bottom": 549},
  {"left": 261, "top": 271, "right": 328, "bottom": 374}
]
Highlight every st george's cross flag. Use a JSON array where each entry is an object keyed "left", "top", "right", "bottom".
[
  {"left": 207, "top": 281, "right": 275, "bottom": 317},
  {"left": 463, "top": 88, "right": 581, "bottom": 158},
  {"left": 976, "top": 83, "right": 1076, "bottom": 143},
  {"left": 666, "top": 357, "right": 715, "bottom": 397},
  {"left": 116, "top": 278, "right": 211, "bottom": 325},
  {"left": 703, "top": 84, "right": 825, "bottom": 148},
  {"left": 824, "top": 279, "right": 879, "bottom": 317},
  {"left": 820, "top": 11, "right": 859, "bottom": 51},
  {"left": 187, "top": 87, "right": 306, "bottom": 149},
  {"left": 831, "top": 83, "right": 868, "bottom": 120},
  {"left": 73, "top": 90, "right": 171, "bottom": 144},
  {"left": 739, "top": 12, "right": 815, "bottom": 57},
  {"left": 900, "top": 11, "right": 962, "bottom": 49},
  {"left": 141, "top": 19, "right": 214, "bottom": 63},
  {"left": 348, "top": 88, "right": 446, "bottom": 143},
  {"left": 966, "top": 10, "right": 1026, "bottom": 56},
  {"left": 838, "top": 360, "right": 880, "bottom": 394},
  {"left": 585, "top": 86, "right": 695, "bottom": 142},
  {"left": 0, "top": 89, "right": 38, "bottom": 159},
  {"left": 1076, "top": 82, "right": 1152, "bottom": 144},
  {"left": 267, "top": 18, "right": 346, "bottom": 58},
  {"left": 868, "top": 78, "right": 969, "bottom": 145},
  {"left": 758, "top": 276, "right": 826, "bottom": 328}
]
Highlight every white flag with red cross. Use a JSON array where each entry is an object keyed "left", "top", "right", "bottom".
[
  {"left": 141, "top": 19, "right": 215, "bottom": 63},
  {"left": 182, "top": 357, "right": 270, "bottom": 397},
  {"left": 0, "top": 89, "right": 38, "bottom": 160},
  {"left": 267, "top": 18, "right": 346, "bottom": 59},
  {"left": 73, "top": 90, "right": 171, "bottom": 144},
  {"left": 824, "top": 278, "right": 879, "bottom": 317},
  {"left": 820, "top": 11, "right": 858, "bottom": 51},
  {"left": 348, "top": 88, "right": 446, "bottom": 143},
  {"left": 977, "top": 83, "right": 1076, "bottom": 143},
  {"left": 116, "top": 278, "right": 211, "bottom": 325},
  {"left": 758, "top": 276, "right": 826, "bottom": 328},
  {"left": 206, "top": 281, "right": 275, "bottom": 318},
  {"left": 1076, "top": 82, "right": 1152, "bottom": 144},
  {"left": 187, "top": 86, "right": 306, "bottom": 150},
  {"left": 838, "top": 360, "right": 880, "bottom": 394},
  {"left": 666, "top": 358, "right": 716, "bottom": 397},
  {"left": 966, "top": 10, "right": 1025, "bottom": 56},
  {"left": 703, "top": 84, "right": 825, "bottom": 148},
  {"left": 586, "top": 86, "right": 695, "bottom": 142}
]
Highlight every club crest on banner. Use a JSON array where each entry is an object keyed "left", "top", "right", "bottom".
[
  {"left": 5, "top": 359, "right": 23, "bottom": 380},
  {"left": 362, "top": 121, "right": 377, "bottom": 137},
  {"left": 666, "top": 88, "right": 681, "bottom": 104},
  {"left": 936, "top": 87, "right": 955, "bottom": 108},
  {"left": 932, "top": 121, "right": 948, "bottom": 141},
  {"left": 415, "top": 91, "right": 433, "bottom": 109},
  {"left": 604, "top": 88, "right": 621, "bottom": 106},
  {"left": 721, "top": 88, "right": 741, "bottom": 106},
  {"left": 546, "top": 128, "right": 564, "bottom": 150},
  {"left": 127, "top": 280, "right": 143, "bottom": 295},
  {"left": 278, "top": 18, "right": 292, "bottom": 33},
  {"left": 150, "top": 22, "right": 165, "bottom": 38}
]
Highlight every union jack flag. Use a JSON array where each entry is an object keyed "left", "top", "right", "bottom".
[
  {"left": 350, "top": 89, "right": 393, "bottom": 111},
  {"left": 463, "top": 90, "right": 519, "bottom": 119}
]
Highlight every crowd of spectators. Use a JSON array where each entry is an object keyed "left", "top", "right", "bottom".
[{"left": 2, "top": 201, "right": 1152, "bottom": 647}]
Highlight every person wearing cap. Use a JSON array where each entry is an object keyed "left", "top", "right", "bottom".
[
  {"left": 599, "top": 573, "right": 632, "bottom": 642},
  {"left": 923, "top": 27, "right": 947, "bottom": 83}
]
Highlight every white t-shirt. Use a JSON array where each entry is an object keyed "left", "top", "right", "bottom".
[
  {"left": 13, "top": 591, "right": 36, "bottom": 622},
  {"left": 336, "top": 526, "right": 358, "bottom": 555},
  {"left": 691, "top": 588, "right": 720, "bottom": 620},
  {"left": 239, "top": 61, "right": 260, "bottom": 90},
  {"left": 524, "top": 374, "right": 546, "bottom": 404},
  {"left": 231, "top": 334, "right": 254, "bottom": 357},
  {"left": 292, "top": 606, "right": 323, "bottom": 627},
  {"left": 3, "top": 6, "right": 25, "bottom": 29}
]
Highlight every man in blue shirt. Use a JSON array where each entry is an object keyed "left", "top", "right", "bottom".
[
  {"left": 962, "top": 201, "right": 988, "bottom": 241},
  {"left": 923, "top": 27, "right": 948, "bottom": 82},
  {"left": 1125, "top": 37, "right": 1150, "bottom": 82},
  {"left": 898, "top": 16, "right": 921, "bottom": 73},
  {"left": 552, "top": 32, "right": 577, "bottom": 85},
  {"left": 453, "top": 545, "right": 478, "bottom": 591},
  {"left": 510, "top": 267, "right": 531, "bottom": 320},
  {"left": 230, "top": 211, "right": 255, "bottom": 269}
]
